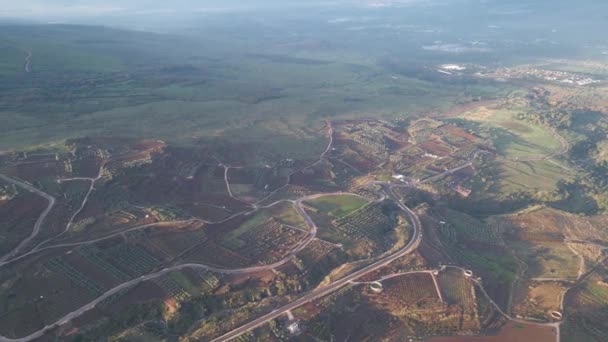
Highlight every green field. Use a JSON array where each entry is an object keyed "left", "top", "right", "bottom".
[
  {"left": 0, "top": 23, "right": 511, "bottom": 153},
  {"left": 497, "top": 159, "right": 574, "bottom": 194},
  {"left": 305, "top": 195, "right": 369, "bottom": 218},
  {"left": 458, "top": 107, "right": 562, "bottom": 160}
]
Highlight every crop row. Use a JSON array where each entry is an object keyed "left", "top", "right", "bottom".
[
  {"left": 298, "top": 239, "right": 336, "bottom": 264},
  {"left": 198, "top": 270, "right": 221, "bottom": 292},
  {"left": 145, "top": 229, "right": 207, "bottom": 257},
  {"left": 186, "top": 241, "right": 251, "bottom": 268},
  {"left": 78, "top": 245, "right": 131, "bottom": 281},
  {"left": 223, "top": 219, "right": 306, "bottom": 263},
  {"left": 105, "top": 244, "right": 161, "bottom": 276},
  {"left": 46, "top": 257, "right": 104, "bottom": 295},
  {"left": 383, "top": 274, "right": 440, "bottom": 306},
  {"left": 438, "top": 271, "right": 475, "bottom": 313},
  {"left": 441, "top": 209, "right": 499, "bottom": 244},
  {"left": 333, "top": 204, "right": 390, "bottom": 242},
  {"left": 153, "top": 275, "right": 191, "bottom": 302}
]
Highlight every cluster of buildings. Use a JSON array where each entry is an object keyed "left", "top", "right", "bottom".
[{"left": 480, "top": 67, "right": 601, "bottom": 86}]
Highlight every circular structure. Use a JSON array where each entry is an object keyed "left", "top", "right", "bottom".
[
  {"left": 464, "top": 270, "right": 473, "bottom": 277},
  {"left": 369, "top": 281, "right": 384, "bottom": 293},
  {"left": 287, "top": 322, "right": 300, "bottom": 335},
  {"left": 550, "top": 311, "right": 563, "bottom": 320}
]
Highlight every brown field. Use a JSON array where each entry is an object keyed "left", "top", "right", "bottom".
[
  {"left": 374, "top": 273, "right": 442, "bottom": 310},
  {"left": 512, "top": 281, "right": 566, "bottom": 321},
  {"left": 428, "top": 321, "right": 557, "bottom": 342},
  {"left": 420, "top": 139, "right": 454, "bottom": 157},
  {"left": 501, "top": 208, "right": 581, "bottom": 280}
]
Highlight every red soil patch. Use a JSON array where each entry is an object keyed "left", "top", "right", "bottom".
[
  {"left": 443, "top": 125, "right": 479, "bottom": 141},
  {"left": 420, "top": 139, "right": 453, "bottom": 157}
]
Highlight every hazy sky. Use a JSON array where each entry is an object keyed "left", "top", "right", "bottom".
[{"left": 0, "top": 0, "right": 427, "bottom": 19}]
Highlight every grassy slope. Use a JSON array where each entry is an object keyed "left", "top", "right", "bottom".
[{"left": 460, "top": 107, "right": 562, "bottom": 160}]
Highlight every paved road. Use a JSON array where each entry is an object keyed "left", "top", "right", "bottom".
[
  {"left": 0, "top": 191, "right": 336, "bottom": 341},
  {"left": 0, "top": 174, "right": 56, "bottom": 262},
  {"left": 210, "top": 185, "right": 422, "bottom": 342}
]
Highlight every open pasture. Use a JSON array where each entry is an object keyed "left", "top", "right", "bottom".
[
  {"left": 304, "top": 194, "right": 369, "bottom": 218},
  {"left": 458, "top": 105, "right": 562, "bottom": 160},
  {"left": 494, "top": 159, "right": 573, "bottom": 194}
]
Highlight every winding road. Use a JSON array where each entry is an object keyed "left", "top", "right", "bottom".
[
  {"left": 210, "top": 185, "right": 422, "bottom": 342},
  {"left": 0, "top": 175, "right": 55, "bottom": 262},
  {"left": 0, "top": 118, "right": 572, "bottom": 341},
  {"left": 0, "top": 191, "right": 354, "bottom": 342}
]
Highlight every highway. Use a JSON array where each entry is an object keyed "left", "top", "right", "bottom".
[
  {"left": 0, "top": 191, "right": 341, "bottom": 342},
  {"left": 0, "top": 117, "right": 571, "bottom": 341},
  {"left": 0, "top": 174, "right": 56, "bottom": 262},
  {"left": 210, "top": 185, "right": 422, "bottom": 342}
]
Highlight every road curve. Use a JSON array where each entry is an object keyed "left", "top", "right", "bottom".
[
  {"left": 0, "top": 174, "right": 56, "bottom": 262},
  {"left": 0, "top": 191, "right": 329, "bottom": 342},
  {"left": 210, "top": 185, "right": 422, "bottom": 342}
]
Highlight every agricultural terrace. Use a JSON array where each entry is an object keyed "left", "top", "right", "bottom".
[
  {"left": 304, "top": 194, "right": 369, "bottom": 218},
  {"left": 457, "top": 104, "right": 563, "bottom": 160}
]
